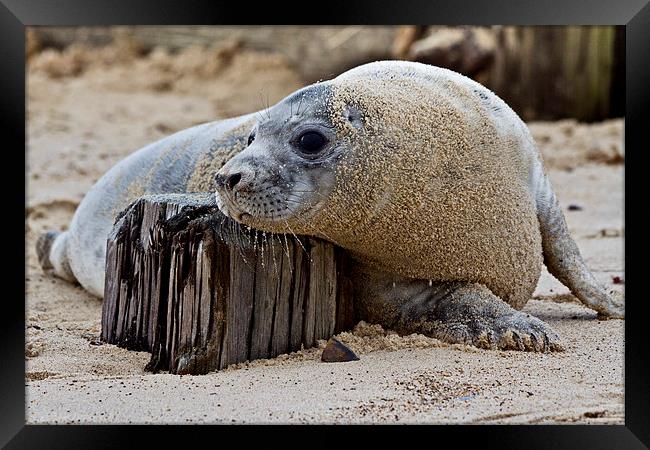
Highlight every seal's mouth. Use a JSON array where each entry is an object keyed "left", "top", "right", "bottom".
[
  {"left": 215, "top": 189, "right": 284, "bottom": 225},
  {"left": 214, "top": 191, "right": 248, "bottom": 223},
  {"left": 215, "top": 187, "right": 322, "bottom": 228}
]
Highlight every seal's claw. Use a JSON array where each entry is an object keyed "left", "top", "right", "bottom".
[
  {"left": 596, "top": 298, "right": 625, "bottom": 320},
  {"left": 491, "top": 312, "right": 564, "bottom": 352},
  {"left": 597, "top": 310, "right": 624, "bottom": 320},
  {"left": 438, "top": 312, "right": 564, "bottom": 353},
  {"left": 391, "top": 282, "right": 565, "bottom": 353}
]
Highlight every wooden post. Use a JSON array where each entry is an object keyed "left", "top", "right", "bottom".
[
  {"left": 489, "top": 26, "right": 621, "bottom": 122},
  {"left": 100, "top": 193, "right": 355, "bottom": 374}
]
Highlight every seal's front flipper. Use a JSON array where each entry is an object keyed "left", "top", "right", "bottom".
[
  {"left": 395, "top": 282, "right": 564, "bottom": 352},
  {"left": 534, "top": 172, "right": 624, "bottom": 319}
]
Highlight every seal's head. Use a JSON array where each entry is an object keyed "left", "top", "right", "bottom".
[
  {"left": 213, "top": 81, "right": 364, "bottom": 240},
  {"left": 214, "top": 61, "right": 497, "bottom": 245}
]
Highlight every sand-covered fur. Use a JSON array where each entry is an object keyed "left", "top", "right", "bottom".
[{"left": 317, "top": 62, "right": 542, "bottom": 309}]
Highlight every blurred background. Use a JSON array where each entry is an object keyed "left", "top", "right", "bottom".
[
  {"left": 26, "top": 25, "right": 624, "bottom": 209},
  {"left": 28, "top": 25, "right": 624, "bottom": 122}
]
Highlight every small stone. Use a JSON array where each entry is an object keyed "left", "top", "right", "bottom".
[
  {"left": 600, "top": 228, "right": 621, "bottom": 237},
  {"left": 321, "top": 338, "right": 360, "bottom": 363},
  {"left": 567, "top": 204, "right": 583, "bottom": 211}
]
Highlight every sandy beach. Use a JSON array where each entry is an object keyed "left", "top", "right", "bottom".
[{"left": 25, "top": 43, "right": 624, "bottom": 424}]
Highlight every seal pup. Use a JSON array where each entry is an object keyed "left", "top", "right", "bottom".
[
  {"left": 38, "top": 61, "right": 623, "bottom": 351},
  {"left": 213, "top": 61, "right": 623, "bottom": 351}
]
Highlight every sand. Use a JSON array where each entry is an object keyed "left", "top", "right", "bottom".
[{"left": 25, "top": 43, "right": 624, "bottom": 424}]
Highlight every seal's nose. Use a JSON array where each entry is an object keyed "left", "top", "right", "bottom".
[
  {"left": 225, "top": 173, "right": 241, "bottom": 191},
  {"left": 214, "top": 173, "right": 226, "bottom": 190},
  {"left": 214, "top": 172, "right": 243, "bottom": 192}
]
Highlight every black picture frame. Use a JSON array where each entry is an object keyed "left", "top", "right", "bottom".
[{"left": 3, "top": 0, "right": 648, "bottom": 447}]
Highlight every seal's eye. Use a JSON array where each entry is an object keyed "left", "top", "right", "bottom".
[
  {"left": 247, "top": 130, "right": 256, "bottom": 146},
  {"left": 297, "top": 131, "right": 327, "bottom": 154}
]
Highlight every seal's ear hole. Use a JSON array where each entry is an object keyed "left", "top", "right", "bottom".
[{"left": 343, "top": 105, "right": 364, "bottom": 129}]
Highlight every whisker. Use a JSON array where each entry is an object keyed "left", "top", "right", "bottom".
[
  {"left": 231, "top": 219, "right": 252, "bottom": 270},
  {"left": 296, "top": 93, "right": 304, "bottom": 116},
  {"left": 260, "top": 232, "right": 266, "bottom": 268},
  {"left": 285, "top": 204, "right": 339, "bottom": 246},
  {"left": 258, "top": 91, "right": 267, "bottom": 121},
  {"left": 290, "top": 190, "right": 328, "bottom": 199},
  {"left": 281, "top": 232, "right": 293, "bottom": 275},
  {"left": 274, "top": 233, "right": 285, "bottom": 276},
  {"left": 284, "top": 219, "right": 311, "bottom": 262},
  {"left": 292, "top": 179, "right": 316, "bottom": 189},
  {"left": 269, "top": 212, "right": 279, "bottom": 275}
]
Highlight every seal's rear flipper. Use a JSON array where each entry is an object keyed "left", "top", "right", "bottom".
[
  {"left": 535, "top": 173, "right": 624, "bottom": 319},
  {"left": 36, "top": 230, "right": 58, "bottom": 270},
  {"left": 36, "top": 230, "right": 77, "bottom": 283}
]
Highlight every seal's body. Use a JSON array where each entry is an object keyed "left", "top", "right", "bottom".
[
  {"left": 39, "top": 61, "right": 623, "bottom": 351},
  {"left": 38, "top": 113, "right": 257, "bottom": 297},
  {"left": 319, "top": 63, "right": 544, "bottom": 310}
]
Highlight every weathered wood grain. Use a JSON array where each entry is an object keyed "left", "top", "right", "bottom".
[{"left": 101, "top": 193, "right": 356, "bottom": 374}]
